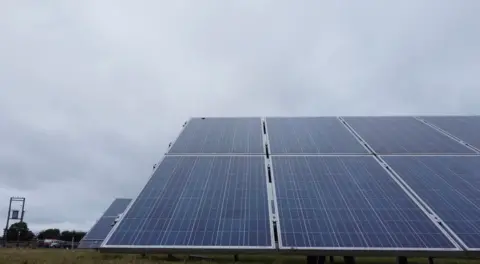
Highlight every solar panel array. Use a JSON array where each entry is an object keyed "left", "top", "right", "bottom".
[
  {"left": 100, "top": 116, "right": 480, "bottom": 256},
  {"left": 103, "top": 118, "right": 273, "bottom": 251},
  {"left": 78, "top": 198, "right": 131, "bottom": 249}
]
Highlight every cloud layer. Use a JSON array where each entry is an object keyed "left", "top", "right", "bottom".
[{"left": 1, "top": 1, "right": 479, "bottom": 232}]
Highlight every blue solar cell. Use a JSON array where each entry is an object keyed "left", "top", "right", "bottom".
[
  {"left": 421, "top": 116, "right": 480, "bottom": 151},
  {"left": 382, "top": 156, "right": 480, "bottom": 249},
  {"left": 104, "top": 198, "right": 132, "bottom": 217},
  {"left": 80, "top": 198, "right": 131, "bottom": 245},
  {"left": 104, "top": 156, "right": 273, "bottom": 248},
  {"left": 343, "top": 117, "right": 474, "bottom": 154},
  {"left": 272, "top": 156, "right": 457, "bottom": 250},
  {"left": 168, "top": 118, "right": 264, "bottom": 154},
  {"left": 266, "top": 117, "right": 368, "bottom": 154}
]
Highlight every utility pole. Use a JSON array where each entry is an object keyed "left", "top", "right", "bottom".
[
  {"left": 3, "top": 197, "right": 26, "bottom": 247},
  {"left": 71, "top": 230, "right": 75, "bottom": 249}
]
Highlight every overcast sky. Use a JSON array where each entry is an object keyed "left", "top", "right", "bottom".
[{"left": 1, "top": 1, "right": 480, "bottom": 233}]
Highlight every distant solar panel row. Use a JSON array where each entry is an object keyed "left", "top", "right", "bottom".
[
  {"left": 78, "top": 240, "right": 103, "bottom": 249},
  {"left": 103, "top": 199, "right": 132, "bottom": 217},
  {"left": 79, "top": 198, "right": 131, "bottom": 249}
]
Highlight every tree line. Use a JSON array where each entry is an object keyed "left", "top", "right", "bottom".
[{"left": 1, "top": 222, "right": 86, "bottom": 242}]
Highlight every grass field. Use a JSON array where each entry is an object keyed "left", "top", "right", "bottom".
[{"left": 0, "top": 249, "right": 478, "bottom": 264}]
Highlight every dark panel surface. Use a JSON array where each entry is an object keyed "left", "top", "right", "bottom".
[
  {"left": 343, "top": 117, "right": 474, "bottom": 154},
  {"left": 104, "top": 198, "right": 132, "bottom": 217},
  {"left": 272, "top": 156, "right": 457, "bottom": 249},
  {"left": 266, "top": 117, "right": 368, "bottom": 154},
  {"left": 83, "top": 217, "right": 117, "bottom": 240},
  {"left": 78, "top": 240, "right": 103, "bottom": 249},
  {"left": 105, "top": 156, "right": 272, "bottom": 248},
  {"left": 168, "top": 118, "right": 264, "bottom": 154},
  {"left": 421, "top": 116, "right": 480, "bottom": 150},
  {"left": 81, "top": 198, "right": 132, "bottom": 241},
  {"left": 382, "top": 156, "right": 480, "bottom": 249}
]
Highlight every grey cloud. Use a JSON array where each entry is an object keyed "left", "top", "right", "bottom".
[{"left": 1, "top": 1, "right": 480, "bottom": 232}]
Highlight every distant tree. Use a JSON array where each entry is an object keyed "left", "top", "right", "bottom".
[
  {"left": 37, "top": 228, "right": 61, "bottom": 240},
  {"left": 76, "top": 231, "right": 86, "bottom": 242},
  {"left": 6, "top": 222, "right": 34, "bottom": 241},
  {"left": 60, "top": 230, "right": 86, "bottom": 242},
  {"left": 60, "top": 230, "right": 70, "bottom": 241}
]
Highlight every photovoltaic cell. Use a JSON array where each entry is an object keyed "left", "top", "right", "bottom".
[
  {"left": 168, "top": 118, "right": 264, "bottom": 154},
  {"left": 272, "top": 156, "right": 457, "bottom": 250},
  {"left": 420, "top": 116, "right": 480, "bottom": 151},
  {"left": 79, "top": 198, "right": 132, "bottom": 249},
  {"left": 382, "top": 156, "right": 480, "bottom": 249},
  {"left": 266, "top": 117, "right": 368, "bottom": 154},
  {"left": 104, "top": 156, "right": 273, "bottom": 248},
  {"left": 343, "top": 116, "right": 474, "bottom": 154}
]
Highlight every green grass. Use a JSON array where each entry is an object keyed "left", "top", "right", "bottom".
[{"left": 0, "top": 248, "right": 477, "bottom": 264}]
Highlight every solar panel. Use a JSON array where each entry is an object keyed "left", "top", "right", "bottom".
[
  {"left": 272, "top": 156, "right": 459, "bottom": 252},
  {"left": 103, "top": 156, "right": 273, "bottom": 249},
  {"left": 266, "top": 117, "right": 368, "bottom": 154},
  {"left": 343, "top": 117, "right": 474, "bottom": 154},
  {"left": 382, "top": 156, "right": 480, "bottom": 250},
  {"left": 168, "top": 118, "right": 264, "bottom": 154},
  {"left": 104, "top": 198, "right": 133, "bottom": 217},
  {"left": 78, "top": 198, "right": 132, "bottom": 249},
  {"left": 83, "top": 218, "right": 119, "bottom": 241},
  {"left": 78, "top": 239, "right": 102, "bottom": 249},
  {"left": 420, "top": 116, "right": 480, "bottom": 151}
]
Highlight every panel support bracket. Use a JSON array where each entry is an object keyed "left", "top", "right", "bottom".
[
  {"left": 306, "top": 256, "right": 325, "bottom": 264},
  {"left": 396, "top": 256, "right": 408, "bottom": 264}
]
